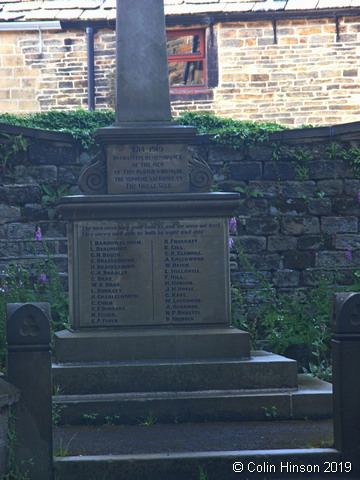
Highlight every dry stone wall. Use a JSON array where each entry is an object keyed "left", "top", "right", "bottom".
[{"left": 0, "top": 122, "right": 360, "bottom": 303}]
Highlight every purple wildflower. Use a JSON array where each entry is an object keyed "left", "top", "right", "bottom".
[
  {"left": 39, "top": 274, "right": 47, "bottom": 285},
  {"left": 229, "top": 218, "right": 237, "bottom": 233},
  {"left": 35, "top": 227, "right": 42, "bottom": 242},
  {"left": 4, "top": 286, "right": 9, "bottom": 293},
  {"left": 229, "top": 237, "right": 234, "bottom": 249},
  {"left": 358, "top": 192, "right": 360, "bottom": 203},
  {"left": 345, "top": 246, "right": 353, "bottom": 261},
  {"left": 19, "top": 281, "right": 23, "bottom": 287}
]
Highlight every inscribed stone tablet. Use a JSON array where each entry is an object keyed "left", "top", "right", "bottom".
[
  {"left": 107, "top": 144, "right": 189, "bottom": 193},
  {"left": 69, "top": 219, "right": 230, "bottom": 328}
]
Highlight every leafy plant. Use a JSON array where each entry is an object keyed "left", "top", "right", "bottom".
[
  {"left": 271, "top": 142, "right": 286, "bottom": 161},
  {"left": 347, "top": 269, "right": 360, "bottom": 291},
  {"left": 52, "top": 385, "right": 67, "bottom": 428},
  {"left": 41, "top": 183, "right": 70, "bottom": 220},
  {"left": 262, "top": 406, "right": 278, "bottom": 420},
  {"left": 292, "top": 146, "right": 314, "bottom": 164},
  {"left": 231, "top": 241, "right": 334, "bottom": 374},
  {"left": 325, "top": 142, "right": 341, "bottom": 160},
  {"left": 136, "top": 411, "right": 157, "bottom": 426},
  {"left": 0, "top": 132, "right": 27, "bottom": 180},
  {"left": 177, "top": 111, "right": 287, "bottom": 150},
  {"left": 0, "top": 228, "right": 69, "bottom": 369},
  {"left": 0, "top": 109, "right": 115, "bottom": 150},
  {"left": 233, "top": 185, "right": 263, "bottom": 202},
  {"left": 295, "top": 164, "right": 310, "bottom": 181},
  {"left": 105, "top": 415, "right": 121, "bottom": 425},
  {"left": 341, "top": 147, "right": 360, "bottom": 178},
  {"left": 82, "top": 413, "right": 99, "bottom": 425},
  {"left": 4, "top": 409, "right": 33, "bottom": 480},
  {"left": 196, "top": 466, "right": 208, "bottom": 480}
]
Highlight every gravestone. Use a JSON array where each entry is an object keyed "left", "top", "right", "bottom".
[{"left": 54, "top": 0, "right": 249, "bottom": 362}]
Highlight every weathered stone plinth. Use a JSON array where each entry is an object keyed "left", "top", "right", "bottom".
[
  {"left": 54, "top": 327, "right": 250, "bottom": 363},
  {"left": 54, "top": 191, "right": 249, "bottom": 363},
  {"left": 57, "top": 193, "right": 239, "bottom": 331}
]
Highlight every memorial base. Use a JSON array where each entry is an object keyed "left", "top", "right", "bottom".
[{"left": 54, "top": 326, "right": 250, "bottom": 364}]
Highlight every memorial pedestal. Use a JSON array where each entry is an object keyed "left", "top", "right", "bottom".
[{"left": 54, "top": 192, "right": 250, "bottom": 363}]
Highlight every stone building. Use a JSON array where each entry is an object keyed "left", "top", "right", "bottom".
[{"left": 0, "top": 0, "right": 360, "bottom": 126}]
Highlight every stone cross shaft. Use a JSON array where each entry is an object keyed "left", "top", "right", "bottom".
[{"left": 115, "top": 0, "right": 172, "bottom": 125}]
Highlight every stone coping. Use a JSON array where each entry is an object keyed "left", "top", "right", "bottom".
[
  {"left": 0, "top": 122, "right": 76, "bottom": 143},
  {"left": 56, "top": 192, "right": 241, "bottom": 219},
  {"left": 3, "top": 120, "right": 360, "bottom": 147}
]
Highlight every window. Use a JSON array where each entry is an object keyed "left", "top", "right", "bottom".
[{"left": 167, "top": 29, "right": 207, "bottom": 92}]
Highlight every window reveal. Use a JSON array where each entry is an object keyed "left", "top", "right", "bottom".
[{"left": 167, "top": 30, "right": 206, "bottom": 90}]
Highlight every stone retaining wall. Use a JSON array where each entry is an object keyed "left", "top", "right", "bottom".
[{"left": 1, "top": 121, "right": 359, "bottom": 305}]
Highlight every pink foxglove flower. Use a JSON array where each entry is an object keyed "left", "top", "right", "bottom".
[
  {"left": 35, "top": 227, "right": 42, "bottom": 242},
  {"left": 229, "top": 218, "right": 237, "bottom": 233},
  {"left": 345, "top": 246, "right": 353, "bottom": 261}
]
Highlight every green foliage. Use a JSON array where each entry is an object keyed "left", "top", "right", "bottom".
[
  {"left": 196, "top": 466, "right": 208, "bottom": 480},
  {"left": 231, "top": 243, "right": 334, "bottom": 377},
  {"left": 136, "top": 411, "right": 157, "bottom": 426},
  {"left": 262, "top": 406, "right": 278, "bottom": 421},
  {"left": 105, "top": 415, "right": 121, "bottom": 425},
  {"left": 82, "top": 413, "right": 99, "bottom": 425},
  {"left": 0, "top": 109, "right": 115, "bottom": 150},
  {"left": 0, "top": 229, "right": 69, "bottom": 370},
  {"left": 177, "top": 111, "right": 287, "bottom": 149},
  {"left": 291, "top": 146, "right": 314, "bottom": 181},
  {"left": 53, "top": 438, "right": 70, "bottom": 457},
  {"left": 271, "top": 142, "right": 286, "bottom": 161},
  {"left": 4, "top": 409, "right": 33, "bottom": 480},
  {"left": 41, "top": 183, "right": 70, "bottom": 220},
  {"left": 0, "top": 132, "right": 27, "bottom": 180},
  {"left": 233, "top": 186, "right": 263, "bottom": 202},
  {"left": 348, "top": 269, "right": 360, "bottom": 291},
  {"left": 295, "top": 164, "right": 309, "bottom": 181},
  {"left": 341, "top": 146, "right": 360, "bottom": 178},
  {"left": 52, "top": 385, "right": 67, "bottom": 428},
  {"left": 291, "top": 146, "right": 314, "bottom": 164},
  {"left": 325, "top": 142, "right": 341, "bottom": 160}
]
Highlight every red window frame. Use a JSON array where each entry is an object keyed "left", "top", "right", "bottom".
[{"left": 167, "top": 29, "right": 207, "bottom": 93}]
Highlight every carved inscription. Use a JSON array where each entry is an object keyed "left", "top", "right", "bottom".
[
  {"left": 107, "top": 144, "right": 189, "bottom": 193},
  {"left": 71, "top": 219, "right": 230, "bottom": 328}
]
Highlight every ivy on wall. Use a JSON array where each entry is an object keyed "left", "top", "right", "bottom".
[{"left": 0, "top": 109, "right": 287, "bottom": 151}]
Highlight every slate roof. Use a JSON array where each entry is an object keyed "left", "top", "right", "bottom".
[{"left": 1, "top": 0, "right": 360, "bottom": 23}]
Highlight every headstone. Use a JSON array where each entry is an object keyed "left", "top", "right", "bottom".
[
  {"left": 332, "top": 292, "right": 360, "bottom": 475},
  {"left": 6, "top": 303, "right": 53, "bottom": 480},
  {"left": 54, "top": 0, "right": 249, "bottom": 363}
]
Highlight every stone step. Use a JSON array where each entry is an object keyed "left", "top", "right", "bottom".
[
  {"left": 54, "top": 448, "right": 345, "bottom": 480},
  {"left": 54, "top": 327, "right": 250, "bottom": 363},
  {"left": 52, "top": 351, "right": 298, "bottom": 395},
  {"left": 53, "top": 374, "right": 332, "bottom": 426}
]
